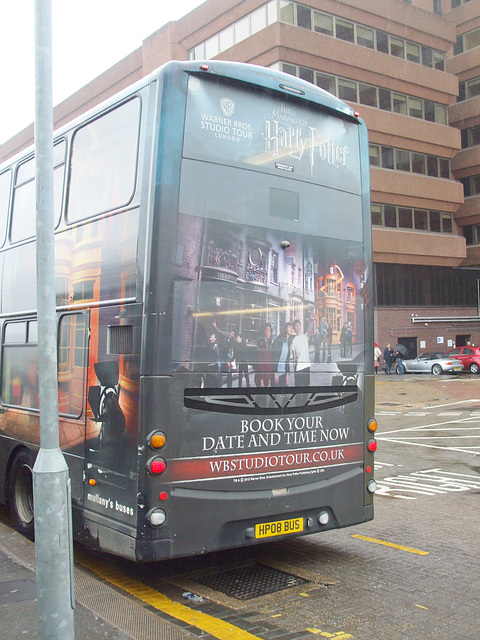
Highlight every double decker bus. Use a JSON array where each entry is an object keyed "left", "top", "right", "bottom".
[{"left": 0, "top": 60, "right": 376, "bottom": 561}]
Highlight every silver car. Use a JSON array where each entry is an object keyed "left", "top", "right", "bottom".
[{"left": 398, "top": 352, "right": 464, "bottom": 376}]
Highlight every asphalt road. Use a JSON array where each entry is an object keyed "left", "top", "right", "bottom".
[{"left": 1, "top": 373, "right": 479, "bottom": 640}]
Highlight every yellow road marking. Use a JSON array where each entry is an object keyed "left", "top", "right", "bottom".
[
  {"left": 352, "top": 534, "right": 429, "bottom": 555},
  {"left": 76, "top": 550, "right": 268, "bottom": 640},
  {"left": 306, "top": 630, "right": 353, "bottom": 638}
]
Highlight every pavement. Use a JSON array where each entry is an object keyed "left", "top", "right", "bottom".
[
  {"left": 0, "top": 525, "right": 132, "bottom": 639},
  {"left": 0, "top": 514, "right": 190, "bottom": 640}
]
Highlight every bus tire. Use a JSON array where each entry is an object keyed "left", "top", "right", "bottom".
[{"left": 8, "top": 449, "right": 35, "bottom": 540}]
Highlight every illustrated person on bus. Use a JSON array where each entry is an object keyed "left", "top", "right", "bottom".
[
  {"left": 234, "top": 334, "right": 250, "bottom": 387},
  {"left": 272, "top": 321, "right": 295, "bottom": 386},
  {"left": 255, "top": 324, "right": 274, "bottom": 387},
  {"left": 212, "top": 321, "right": 236, "bottom": 387},
  {"left": 206, "top": 332, "right": 222, "bottom": 387},
  {"left": 292, "top": 319, "right": 311, "bottom": 385}
]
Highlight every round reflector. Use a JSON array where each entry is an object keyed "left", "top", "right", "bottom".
[
  {"left": 148, "top": 509, "right": 166, "bottom": 527},
  {"left": 318, "top": 511, "right": 329, "bottom": 525}
]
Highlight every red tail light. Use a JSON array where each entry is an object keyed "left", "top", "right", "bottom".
[
  {"left": 149, "top": 458, "right": 166, "bottom": 475},
  {"left": 367, "top": 439, "right": 377, "bottom": 453}
]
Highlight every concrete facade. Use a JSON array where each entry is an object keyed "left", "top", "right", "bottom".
[{"left": 2, "top": 0, "right": 480, "bottom": 354}]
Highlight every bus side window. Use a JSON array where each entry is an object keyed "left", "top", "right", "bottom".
[
  {"left": 67, "top": 98, "right": 141, "bottom": 223},
  {"left": 2, "top": 321, "right": 39, "bottom": 410},
  {"left": 10, "top": 141, "right": 66, "bottom": 244},
  {"left": 0, "top": 169, "right": 11, "bottom": 248},
  {"left": 58, "top": 313, "right": 87, "bottom": 418}
]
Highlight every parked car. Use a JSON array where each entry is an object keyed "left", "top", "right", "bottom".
[
  {"left": 447, "top": 346, "right": 480, "bottom": 374},
  {"left": 398, "top": 352, "right": 464, "bottom": 376}
]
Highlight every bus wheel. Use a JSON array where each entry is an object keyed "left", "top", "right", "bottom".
[{"left": 8, "top": 450, "right": 35, "bottom": 540}]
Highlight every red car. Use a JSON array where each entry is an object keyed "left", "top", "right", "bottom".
[{"left": 447, "top": 346, "right": 480, "bottom": 374}]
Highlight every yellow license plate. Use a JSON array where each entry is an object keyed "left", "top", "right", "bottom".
[{"left": 255, "top": 517, "right": 303, "bottom": 539}]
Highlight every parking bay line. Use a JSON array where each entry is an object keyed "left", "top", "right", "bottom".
[{"left": 351, "top": 535, "right": 429, "bottom": 555}]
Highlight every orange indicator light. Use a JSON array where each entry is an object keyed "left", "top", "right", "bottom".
[
  {"left": 150, "top": 432, "right": 167, "bottom": 449},
  {"left": 367, "top": 419, "right": 377, "bottom": 432}
]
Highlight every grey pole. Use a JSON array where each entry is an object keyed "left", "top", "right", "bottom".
[{"left": 33, "top": 0, "right": 75, "bottom": 637}]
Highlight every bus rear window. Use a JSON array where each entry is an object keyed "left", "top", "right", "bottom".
[{"left": 183, "top": 76, "right": 361, "bottom": 194}]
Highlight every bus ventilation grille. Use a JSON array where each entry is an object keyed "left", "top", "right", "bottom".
[{"left": 195, "top": 563, "right": 307, "bottom": 600}]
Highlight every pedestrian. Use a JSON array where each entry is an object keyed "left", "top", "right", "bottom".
[
  {"left": 383, "top": 343, "right": 394, "bottom": 375},
  {"left": 374, "top": 342, "right": 382, "bottom": 374},
  {"left": 395, "top": 347, "right": 405, "bottom": 374}
]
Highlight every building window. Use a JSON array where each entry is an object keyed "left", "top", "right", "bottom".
[
  {"left": 283, "top": 64, "right": 448, "bottom": 125},
  {"left": 335, "top": 18, "right": 354, "bottom": 43},
  {"left": 406, "top": 42, "right": 421, "bottom": 63},
  {"left": 188, "top": 1, "right": 445, "bottom": 71},
  {"left": 338, "top": 78, "right": 357, "bottom": 102},
  {"left": 458, "top": 76, "right": 480, "bottom": 102},
  {"left": 461, "top": 125, "right": 480, "bottom": 149},
  {"left": 313, "top": 11, "right": 333, "bottom": 36},
  {"left": 356, "top": 25, "right": 374, "bottom": 49},
  {"left": 270, "top": 251, "right": 279, "bottom": 284},
  {"left": 297, "top": 4, "right": 311, "bottom": 29},
  {"left": 370, "top": 144, "right": 450, "bottom": 178},
  {"left": 316, "top": 72, "right": 335, "bottom": 94},
  {"left": 455, "top": 25, "right": 480, "bottom": 55},
  {"left": 461, "top": 174, "right": 480, "bottom": 197},
  {"left": 395, "top": 149, "right": 411, "bottom": 172},
  {"left": 390, "top": 36, "right": 405, "bottom": 58},
  {"left": 359, "top": 83, "right": 378, "bottom": 107},
  {"left": 463, "top": 224, "right": 480, "bottom": 245},
  {"left": 414, "top": 210, "right": 428, "bottom": 230},
  {"left": 375, "top": 263, "right": 480, "bottom": 307},
  {"left": 372, "top": 203, "right": 453, "bottom": 234}
]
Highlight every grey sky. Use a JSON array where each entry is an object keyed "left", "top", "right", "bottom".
[{"left": 0, "top": 0, "right": 205, "bottom": 142}]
